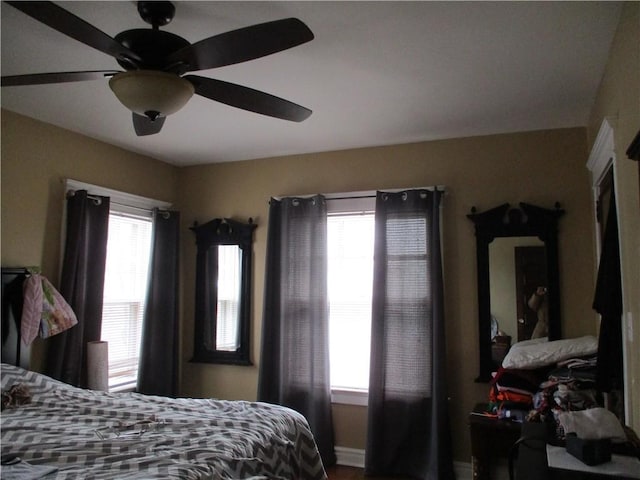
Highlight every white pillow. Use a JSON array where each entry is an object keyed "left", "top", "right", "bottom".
[{"left": 502, "top": 335, "right": 598, "bottom": 370}]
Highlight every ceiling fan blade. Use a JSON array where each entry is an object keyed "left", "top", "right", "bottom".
[
  {"left": 185, "top": 75, "right": 312, "bottom": 122},
  {"left": 166, "top": 18, "right": 314, "bottom": 73},
  {"left": 1, "top": 70, "right": 120, "bottom": 87},
  {"left": 6, "top": 1, "right": 141, "bottom": 66},
  {"left": 132, "top": 112, "right": 166, "bottom": 136}
]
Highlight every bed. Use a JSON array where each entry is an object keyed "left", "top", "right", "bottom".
[
  {"left": 1, "top": 364, "right": 327, "bottom": 479},
  {"left": 1, "top": 269, "right": 327, "bottom": 479}
]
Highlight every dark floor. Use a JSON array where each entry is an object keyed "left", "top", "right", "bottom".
[{"left": 325, "top": 465, "right": 406, "bottom": 480}]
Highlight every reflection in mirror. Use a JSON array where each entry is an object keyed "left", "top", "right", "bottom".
[
  {"left": 192, "top": 218, "right": 256, "bottom": 365},
  {"left": 468, "top": 202, "right": 564, "bottom": 381},
  {"left": 489, "top": 237, "right": 548, "bottom": 366},
  {"left": 215, "top": 245, "right": 241, "bottom": 352},
  {"left": 489, "top": 237, "right": 546, "bottom": 343}
]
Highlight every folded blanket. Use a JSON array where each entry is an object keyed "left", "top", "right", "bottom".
[
  {"left": 20, "top": 274, "right": 77, "bottom": 345},
  {"left": 557, "top": 408, "right": 627, "bottom": 442}
]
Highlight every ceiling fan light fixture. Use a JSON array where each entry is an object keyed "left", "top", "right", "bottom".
[{"left": 109, "top": 70, "right": 194, "bottom": 118}]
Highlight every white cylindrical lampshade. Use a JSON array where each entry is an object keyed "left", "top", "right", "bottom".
[
  {"left": 87, "top": 341, "right": 109, "bottom": 391},
  {"left": 109, "top": 70, "right": 195, "bottom": 117}
]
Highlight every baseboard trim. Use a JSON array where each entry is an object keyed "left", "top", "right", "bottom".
[
  {"left": 334, "top": 446, "right": 365, "bottom": 468},
  {"left": 334, "top": 447, "right": 474, "bottom": 480},
  {"left": 454, "top": 460, "right": 473, "bottom": 480}
]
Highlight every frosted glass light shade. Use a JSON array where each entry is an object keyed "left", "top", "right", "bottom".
[{"left": 109, "top": 70, "right": 194, "bottom": 118}]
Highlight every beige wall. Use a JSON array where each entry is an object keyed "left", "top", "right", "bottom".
[
  {"left": 587, "top": 1, "right": 640, "bottom": 433},
  {"left": 8, "top": 11, "right": 638, "bottom": 455},
  {"left": 176, "top": 127, "right": 596, "bottom": 460},
  {"left": 0, "top": 111, "right": 613, "bottom": 465},
  {"left": 1, "top": 109, "right": 178, "bottom": 369}
]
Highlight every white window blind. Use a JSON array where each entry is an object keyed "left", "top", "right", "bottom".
[
  {"left": 327, "top": 212, "right": 375, "bottom": 391},
  {"left": 101, "top": 212, "right": 152, "bottom": 391}
]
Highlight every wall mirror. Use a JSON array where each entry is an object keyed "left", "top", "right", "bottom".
[
  {"left": 191, "top": 218, "right": 256, "bottom": 365},
  {"left": 468, "top": 202, "right": 564, "bottom": 381}
]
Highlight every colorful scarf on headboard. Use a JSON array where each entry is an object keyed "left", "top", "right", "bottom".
[{"left": 21, "top": 274, "right": 77, "bottom": 345}]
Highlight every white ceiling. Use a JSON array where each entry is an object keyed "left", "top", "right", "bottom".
[{"left": 1, "top": 1, "right": 622, "bottom": 166}]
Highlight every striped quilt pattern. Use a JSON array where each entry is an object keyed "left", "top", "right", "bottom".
[{"left": 0, "top": 364, "right": 327, "bottom": 479}]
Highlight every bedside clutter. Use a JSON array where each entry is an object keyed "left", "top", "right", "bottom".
[
  {"left": 513, "top": 421, "right": 640, "bottom": 480},
  {"left": 470, "top": 403, "right": 640, "bottom": 480},
  {"left": 545, "top": 443, "right": 640, "bottom": 479},
  {"left": 485, "top": 337, "right": 601, "bottom": 433},
  {"left": 556, "top": 408, "right": 639, "bottom": 472},
  {"left": 472, "top": 336, "right": 640, "bottom": 479}
]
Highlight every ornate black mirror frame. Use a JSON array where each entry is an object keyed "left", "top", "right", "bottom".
[
  {"left": 467, "top": 202, "right": 565, "bottom": 382},
  {"left": 191, "top": 218, "right": 256, "bottom": 365}
]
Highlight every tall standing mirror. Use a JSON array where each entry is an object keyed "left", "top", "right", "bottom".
[
  {"left": 192, "top": 218, "right": 256, "bottom": 365},
  {"left": 468, "top": 202, "right": 564, "bottom": 381}
]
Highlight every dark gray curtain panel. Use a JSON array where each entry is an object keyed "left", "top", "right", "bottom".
[
  {"left": 137, "top": 209, "right": 180, "bottom": 396},
  {"left": 365, "top": 189, "right": 454, "bottom": 480},
  {"left": 46, "top": 190, "right": 110, "bottom": 388},
  {"left": 257, "top": 195, "right": 336, "bottom": 468}
]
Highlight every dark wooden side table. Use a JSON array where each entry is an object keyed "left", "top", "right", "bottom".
[{"left": 469, "top": 403, "right": 522, "bottom": 480}]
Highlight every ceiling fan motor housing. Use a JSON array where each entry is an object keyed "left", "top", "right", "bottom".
[{"left": 114, "top": 29, "right": 190, "bottom": 71}]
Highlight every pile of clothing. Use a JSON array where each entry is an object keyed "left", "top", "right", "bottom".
[
  {"left": 488, "top": 366, "right": 550, "bottom": 422},
  {"left": 486, "top": 336, "right": 602, "bottom": 439},
  {"left": 484, "top": 336, "right": 640, "bottom": 462},
  {"left": 526, "top": 354, "right": 600, "bottom": 439}
]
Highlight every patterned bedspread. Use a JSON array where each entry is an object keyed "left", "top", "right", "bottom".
[{"left": 0, "top": 364, "right": 327, "bottom": 479}]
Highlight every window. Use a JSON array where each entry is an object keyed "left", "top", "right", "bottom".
[
  {"left": 65, "top": 179, "right": 171, "bottom": 392},
  {"left": 326, "top": 195, "right": 376, "bottom": 403},
  {"left": 101, "top": 211, "right": 152, "bottom": 391}
]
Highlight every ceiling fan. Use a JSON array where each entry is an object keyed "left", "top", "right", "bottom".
[{"left": 1, "top": 1, "right": 314, "bottom": 136}]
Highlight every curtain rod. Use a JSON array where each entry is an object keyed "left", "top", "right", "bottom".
[
  {"left": 67, "top": 191, "right": 144, "bottom": 211},
  {"left": 66, "top": 191, "right": 171, "bottom": 217},
  {"left": 110, "top": 201, "right": 152, "bottom": 213},
  {"left": 272, "top": 186, "right": 446, "bottom": 202},
  {"left": 65, "top": 178, "right": 172, "bottom": 211},
  {"left": 104, "top": 201, "right": 172, "bottom": 218}
]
